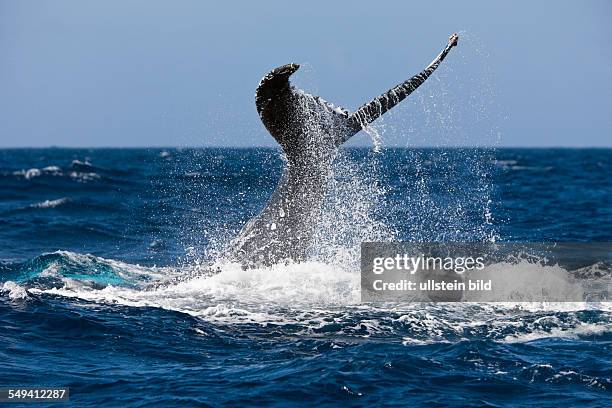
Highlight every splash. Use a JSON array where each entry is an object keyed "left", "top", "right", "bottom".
[
  {"left": 2, "top": 250, "right": 608, "bottom": 331},
  {"left": 323, "top": 32, "right": 502, "bottom": 244},
  {"left": 309, "top": 149, "right": 396, "bottom": 267}
]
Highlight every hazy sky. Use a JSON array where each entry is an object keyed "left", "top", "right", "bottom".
[{"left": 1, "top": 0, "right": 611, "bottom": 147}]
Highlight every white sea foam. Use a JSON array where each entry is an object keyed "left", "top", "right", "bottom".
[
  {"left": 69, "top": 171, "right": 100, "bottom": 182},
  {"left": 14, "top": 166, "right": 63, "bottom": 179},
  {"left": 30, "top": 260, "right": 358, "bottom": 317},
  {"left": 1, "top": 281, "right": 29, "bottom": 300},
  {"left": 501, "top": 322, "right": 609, "bottom": 344},
  {"left": 30, "top": 197, "right": 71, "bottom": 209},
  {"left": 462, "top": 260, "right": 589, "bottom": 302},
  {"left": 494, "top": 159, "right": 517, "bottom": 167},
  {"left": 25, "top": 252, "right": 610, "bottom": 339},
  {"left": 71, "top": 159, "right": 92, "bottom": 167},
  {"left": 11, "top": 165, "right": 100, "bottom": 182}
]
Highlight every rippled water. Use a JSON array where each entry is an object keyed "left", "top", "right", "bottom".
[{"left": 0, "top": 148, "right": 610, "bottom": 407}]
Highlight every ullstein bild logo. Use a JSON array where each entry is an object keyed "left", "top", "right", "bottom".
[{"left": 360, "top": 242, "right": 611, "bottom": 302}]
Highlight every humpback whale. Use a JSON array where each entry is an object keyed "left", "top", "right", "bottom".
[{"left": 227, "top": 34, "right": 459, "bottom": 267}]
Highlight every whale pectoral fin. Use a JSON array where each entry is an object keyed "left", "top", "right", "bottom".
[{"left": 336, "top": 33, "right": 459, "bottom": 146}]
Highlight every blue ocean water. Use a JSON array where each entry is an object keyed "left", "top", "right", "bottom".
[{"left": 0, "top": 147, "right": 610, "bottom": 407}]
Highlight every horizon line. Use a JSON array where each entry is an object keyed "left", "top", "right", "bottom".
[{"left": 1, "top": 145, "right": 610, "bottom": 150}]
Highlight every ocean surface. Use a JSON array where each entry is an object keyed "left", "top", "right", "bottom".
[{"left": 0, "top": 147, "right": 610, "bottom": 407}]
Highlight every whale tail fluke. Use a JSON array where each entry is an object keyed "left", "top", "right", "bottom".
[{"left": 254, "top": 33, "right": 458, "bottom": 154}]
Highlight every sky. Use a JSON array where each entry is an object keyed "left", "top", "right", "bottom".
[{"left": 1, "top": 0, "right": 611, "bottom": 147}]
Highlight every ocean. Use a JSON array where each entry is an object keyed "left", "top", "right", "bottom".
[{"left": 0, "top": 147, "right": 610, "bottom": 407}]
